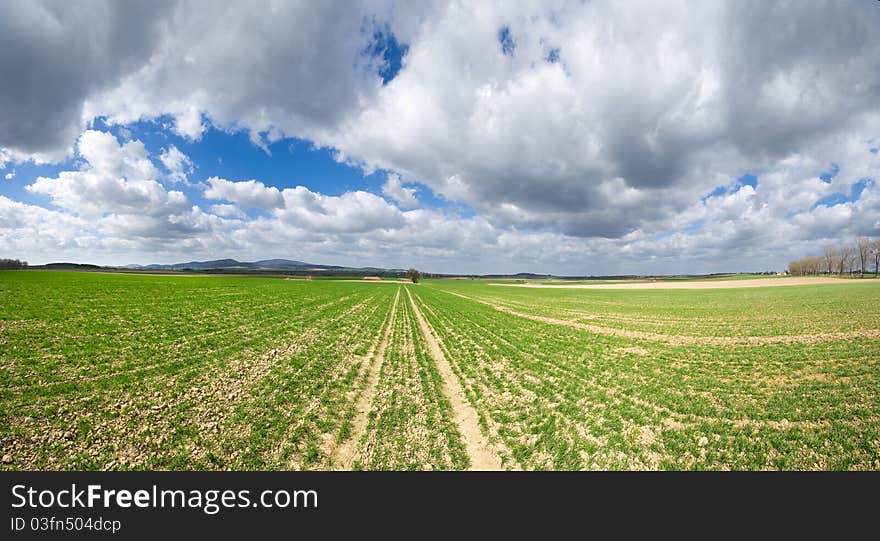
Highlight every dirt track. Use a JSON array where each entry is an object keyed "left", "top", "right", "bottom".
[
  {"left": 329, "top": 289, "right": 400, "bottom": 469},
  {"left": 406, "top": 289, "right": 505, "bottom": 470},
  {"left": 489, "top": 277, "right": 872, "bottom": 290}
]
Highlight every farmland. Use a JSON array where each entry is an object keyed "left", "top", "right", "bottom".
[{"left": 2, "top": 271, "right": 879, "bottom": 470}]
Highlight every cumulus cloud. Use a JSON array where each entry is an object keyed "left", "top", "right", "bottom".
[
  {"left": 381, "top": 173, "right": 419, "bottom": 207},
  {"left": 202, "top": 178, "right": 407, "bottom": 233},
  {"left": 27, "top": 130, "right": 182, "bottom": 218},
  {"left": 0, "top": 0, "right": 172, "bottom": 158},
  {"left": 22, "top": 130, "right": 228, "bottom": 248},
  {"left": 209, "top": 203, "right": 245, "bottom": 219},
  {"left": 330, "top": 0, "right": 880, "bottom": 238},
  {"left": 5, "top": 134, "right": 879, "bottom": 272},
  {"left": 82, "top": 1, "right": 402, "bottom": 149},
  {"left": 204, "top": 177, "right": 284, "bottom": 210},
  {"left": 159, "top": 145, "right": 194, "bottom": 184},
  {"left": 172, "top": 106, "right": 206, "bottom": 141},
  {"left": 278, "top": 186, "right": 405, "bottom": 233},
  {"left": 1, "top": 1, "right": 880, "bottom": 272},
  {"left": 0, "top": 195, "right": 90, "bottom": 259}
]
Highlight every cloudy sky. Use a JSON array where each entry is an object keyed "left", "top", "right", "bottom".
[{"left": 1, "top": 0, "right": 879, "bottom": 275}]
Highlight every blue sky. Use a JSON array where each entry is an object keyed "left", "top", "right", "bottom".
[
  {"left": 701, "top": 174, "right": 758, "bottom": 202},
  {"left": 109, "top": 117, "right": 389, "bottom": 195},
  {"left": 4, "top": 115, "right": 461, "bottom": 219}
]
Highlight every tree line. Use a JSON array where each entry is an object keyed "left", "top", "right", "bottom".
[
  {"left": 0, "top": 258, "right": 28, "bottom": 270},
  {"left": 789, "top": 237, "right": 880, "bottom": 276}
]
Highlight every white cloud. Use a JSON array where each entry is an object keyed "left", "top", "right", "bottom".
[
  {"left": 6, "top": 139, "right": 880, "bottom": 272},
  {"left": 172, "top": 106, "right": 206, "bottom": 141},
  {"left": 278, "top": 186, "right": 405, "bottom": 234},
  {"left": 4, "top": 170, "right": 13, "bottom": 180},
  {"left": 82, "top": 1, "right": 392, "bottom": 151},
  {"left": 0, "top": 195, "right": 90, "bottom": 260},
  {"left": 77, "top": 129, "right": 158, "bottom": 181},
  {"left": 204, "top": 177, "right": 283, "bottom": 210},
  {"left": 0, "top": 1, "right": 171, "bottom": 157},
  {"left": 159, "top": 145, "right": 194, "bottom": 184},
  {"left": 326, "top": 1, "right": 880, "bottom": 239},
  {"left": 4, "top": 130, "right": 242, "bottom": 261},
  {"left": 381, "top": 173, "right": 418, "bottom": 207},
  {"left": 1, "top": 2, "right": 880, "bottom": 273},
  {"left": 27, "top": 130, "right": 182, "bottom": 219},
  {"left": 209, "top": 203, "right": 245, "bottom": 219}
]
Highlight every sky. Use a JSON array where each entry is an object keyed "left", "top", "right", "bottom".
[{"left": 1, "top": 0, "right": 879, "bottom": 275}]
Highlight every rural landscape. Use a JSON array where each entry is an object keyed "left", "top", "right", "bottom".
[
  {"left": 2, "top": 268, "right": 878, "bottom": 470},
  {"left": 2, "top": 1, "right": 880, "bottom": 475}
]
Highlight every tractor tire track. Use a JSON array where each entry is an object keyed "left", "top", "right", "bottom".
[
  {"left": 329, "top": 288, "right": 400, "bottom": 469},
  {"left": 406, "top": 288, "right": 504, "bottom": 470}
]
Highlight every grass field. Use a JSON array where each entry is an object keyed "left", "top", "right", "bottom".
[{"left": 2, "top": 271, "right": 879, "bottom": 470}]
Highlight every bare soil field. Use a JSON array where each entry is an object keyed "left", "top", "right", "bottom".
[{"left": 490, "top": 277, "right": 870, "bottom": 290}]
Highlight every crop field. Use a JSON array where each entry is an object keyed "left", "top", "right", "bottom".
[{"left": 2, "top": 271, "right": 879, "bottom": 470}]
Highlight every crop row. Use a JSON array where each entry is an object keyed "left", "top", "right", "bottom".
[
  {"left": 352, "top": 287, "right": 468, "bottom": 470},
  {"left": 0, "top": 272, "right": 396, "bottom": 469},
  {"left": 2, "top": 272, "right": 878, "bottom": 470},
  {"left": 432, "top": 280, "right": 880, "bottom": 338},
  {"left": 412, "top": 286, "right": 880, "bottom": 469}
]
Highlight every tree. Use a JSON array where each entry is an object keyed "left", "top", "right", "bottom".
[
  {"left": 406, "top": 268, "right": 421, "bottom": 283},
  {"left": 840, "top": 245, "right": 857, "bottom": 275},
  {"left": 789, "top": 256, "right": 822, "bottom": 276},
  {"left": 872, "top": 238, "right": 880, "bottom": 276},
  {"left": 0, "top": 258, "right": 27, "bottom": 270},
  {"left": 823, "top": 245, "right": 838, "bottom": 275},
  {"left": 857, "top": 237, "right": 871, "bottom": 276},
  {"left": 790, "top": 237, "right": 879, "bottom": 278}
]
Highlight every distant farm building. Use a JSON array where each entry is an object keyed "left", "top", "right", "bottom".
[{"left": 362, "top": 276, "right": 382, "bottom": 281}]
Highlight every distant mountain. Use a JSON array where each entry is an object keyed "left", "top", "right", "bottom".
[
  {"left": 478, "top": 272, "right": 552, "bottom": 279},
  {"left": 173, "top": 259, "right": 244, "bottom": 270},
  {"left": 253, "top": 259, "right": 309, "bottom": 268}
]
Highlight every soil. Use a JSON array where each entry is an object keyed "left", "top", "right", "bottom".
[
  {"left": 329, "top": 289, "right": 400, "bottom": 469},
  {"left": 406, "top": 289, "right": 504, "bottom": 470}
]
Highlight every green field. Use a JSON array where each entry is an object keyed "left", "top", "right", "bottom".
[{"left": 2, "top": 271, "right": 879, "bottom": 470}]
